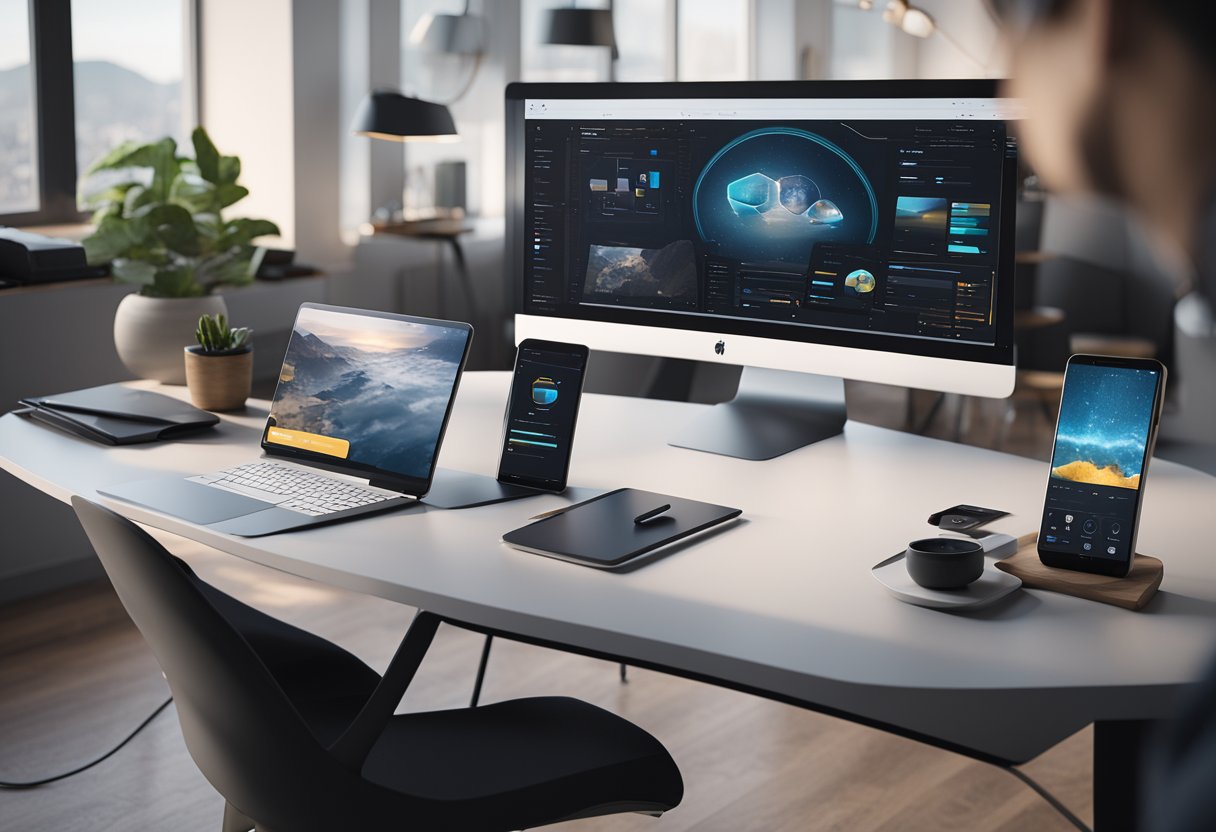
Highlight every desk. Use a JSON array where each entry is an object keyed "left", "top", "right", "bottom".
[{"left": 4, "top": 373, "right": 1215, "bottom": 831}]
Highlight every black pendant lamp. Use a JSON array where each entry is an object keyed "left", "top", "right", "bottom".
[
  {"left": 351, "top": 91, "right": 458, "bottom": 142},
  {"left": 544, "top": 6, "right": 617, "bottom": 52}
]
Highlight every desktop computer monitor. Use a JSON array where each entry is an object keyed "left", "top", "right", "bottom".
[{"left": 506, "top": 80, "right": 1020, "bottom": 459}]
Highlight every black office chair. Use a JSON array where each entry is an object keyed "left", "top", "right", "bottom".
[{"left": 71, "top": 497, "right": 683, "bottom": 832}]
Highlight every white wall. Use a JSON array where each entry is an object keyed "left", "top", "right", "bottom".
[
  {"left": 340, "top": 0, "right": 405, "bottom": 233},
  {"left": 910, "top": 0, "right": 1005, "bottom": 79},
  {"left": 198, "top": 0, "right": 297, "bottom": 246},
  {"left": 753, "top": 0, "right": 834, "bottom": 81},
  {"left": 401, "top": 0, "right": 522, "bottom": 218},
  {"left": 199, "top": 0, "right": 351, "bottom": 272}
]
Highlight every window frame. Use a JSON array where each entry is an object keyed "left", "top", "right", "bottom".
[
  {"left": 517, "top": 0, "right": 754, "bottom": 85},
  {"left": 0, "top": 0, "right": 199, "bottom": 228}
]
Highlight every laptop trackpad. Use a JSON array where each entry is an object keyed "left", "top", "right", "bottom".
[
  {"left": 99, "top": 478, "right": 272, "bottom": 524},
  {"left": 206, "top": 506, "right": 328, "bottom": 537}
]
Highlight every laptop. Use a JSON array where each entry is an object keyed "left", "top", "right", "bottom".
[{"left": 100, "top": 303, "right": 473, "bottom": 536}]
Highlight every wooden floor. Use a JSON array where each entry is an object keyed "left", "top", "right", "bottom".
[{"left": 0, "top": 384, "right": 1087, "bottom": 831}]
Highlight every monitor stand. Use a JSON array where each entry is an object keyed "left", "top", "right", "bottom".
[
  {"left": 669, "top": 367, "right": 846, "bottom": 460},
  {"left": 420, "top": 469, "right": 539, "bottom": 510}
]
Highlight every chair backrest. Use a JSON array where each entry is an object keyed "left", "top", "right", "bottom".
[{"left": 71, "top": 497, "right": 370, "bottom": 826}]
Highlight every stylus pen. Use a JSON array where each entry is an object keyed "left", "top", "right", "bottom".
[{"left": 633, "top": 504, "right": 672, "bottom": 524}]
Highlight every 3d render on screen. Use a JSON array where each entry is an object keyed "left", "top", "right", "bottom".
[{"left": 518, "top": 93, "right": 1014, "bottom": 355}]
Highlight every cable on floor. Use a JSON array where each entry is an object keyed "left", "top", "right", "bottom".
[
  {"left": 0, "top": 691, "right": 1097, "bottom": 832},
  {"left": 1002, "top": 763, "right": 1093, "bottom": 832},
  {"left": 0, "top": 697, "right": 174, "bottom": 789}
]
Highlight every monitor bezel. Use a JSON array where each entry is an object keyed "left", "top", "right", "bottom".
[
  {"left": 505, "top": 78, "right": 1017, "bottom": 369},
  {"left": 260, "top": 302, "right": 473, "bottom": 496}
]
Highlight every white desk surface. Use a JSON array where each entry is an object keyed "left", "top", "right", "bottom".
[{"left": 4, "top": 372, "right": 1215, "bottom": 764}]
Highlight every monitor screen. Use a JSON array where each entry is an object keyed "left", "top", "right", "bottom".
[
  {"left": 262, "top": 304, "right": 471, "bottom": 488},
  {"left": 509, "top": 81, "right": 1019, "bottom": 365}
]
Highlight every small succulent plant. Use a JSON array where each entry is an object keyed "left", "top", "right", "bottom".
[{"left": 195, "top": 313, "right": 251, "bottom": 354}]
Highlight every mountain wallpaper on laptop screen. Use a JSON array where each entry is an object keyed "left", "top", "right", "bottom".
[
  {"left": 1049, "top": 363, "right": 1158, "bottom": 491},
  {"left": 268, "top": 308, "right": 467, "bottom": 479}
]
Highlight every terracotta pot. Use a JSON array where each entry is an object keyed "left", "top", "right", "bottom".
[
  {"left": 184, "top": 346, "right": 253, "bottom": 412},
  {"left": 114, "top": 293, "right": 228, "bottom": 384}
]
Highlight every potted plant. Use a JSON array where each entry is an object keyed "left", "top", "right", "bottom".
[
  {"left": 80, "top": 127, "right": 279, "bottom": 384},
  {"left": 184, "top": 314, "right": 253, "bottom": 412}
]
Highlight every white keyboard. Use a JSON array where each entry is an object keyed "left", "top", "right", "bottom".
[{"left": 188, "top": 462, "right": 401, "bottom": 516}]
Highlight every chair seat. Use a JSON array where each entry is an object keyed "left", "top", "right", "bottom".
[{"left": 362, "top": 696, "right": 683, "bottom": 827}]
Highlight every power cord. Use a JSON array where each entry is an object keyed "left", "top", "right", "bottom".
[
  {"left": 0, "top": 697, "right": 174, "bottom": 789},
  {"left": 1002, "top": 763, "right": 1093, "bottom": 832}
]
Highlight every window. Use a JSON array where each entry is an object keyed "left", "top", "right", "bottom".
[
  {"left": 676, "top": 0, "right": 750, "bottom": 81},
  {"left": 71, "top": 0, "right": 187, "bottom": 184},
  {"left": 611, "top": 0, "right": 671, "bottom": 82},
  {"left": 0, "top": 0, "right": 194, "bottom": 226},
  {"left": 0, "top": 0, "right": 37, "bottom": 215},
  {"left": 830, "top": 2, "right": 900, "bottom": 80},
  {"left": 521, "top": 0, "right": 614, "bottom": 83},
  {"left": 521, "top": 0, "right": 751, "bottom": 84}
]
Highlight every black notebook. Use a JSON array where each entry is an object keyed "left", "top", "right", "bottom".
[
  {"left": 17, "top": 384, "right": 219, "bottom": 445},
  {"left": 502, "top": 488, "right": 741, "bottom": 569}
]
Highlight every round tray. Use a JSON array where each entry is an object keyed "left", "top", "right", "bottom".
[{"left": 872, "top": 551, "right": 1022, "bottom": 610}]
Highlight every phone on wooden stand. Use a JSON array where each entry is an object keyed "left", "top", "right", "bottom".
[
  {"left": 1037, "top": 354, "right": 1166, "bottom": 577},
  {"left": 496, "top": 339, "right": 589, "bottom": 494}
]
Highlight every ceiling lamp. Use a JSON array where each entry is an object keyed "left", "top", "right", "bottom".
[
  {"left": 350, "top": 91, "right": 459, "bottom": 143},
  {"left": 543, "top": 6, "right": 616, "bottom": 51},
  {"left": 409, "top": 2, "right": 485, "bottom": 55}
]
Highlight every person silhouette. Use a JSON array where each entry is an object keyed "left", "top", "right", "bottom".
[{"left": 993, "top": 0, "right": 1216, "bottom": 828}]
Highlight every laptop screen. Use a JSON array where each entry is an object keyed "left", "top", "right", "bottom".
[{"left": 261, "top": 304, "right": 472, "bottom": 491}]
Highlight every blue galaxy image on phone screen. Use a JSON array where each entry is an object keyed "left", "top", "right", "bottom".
[{"left": 1049, "top": 364, "right": 1158, "bottom": 490}]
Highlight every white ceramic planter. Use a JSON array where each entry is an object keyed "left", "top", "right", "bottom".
[{"left": 113, "top": 293, "right": 228, "bottom": 384}]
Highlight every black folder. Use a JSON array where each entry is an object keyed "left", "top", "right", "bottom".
[
  {"left": 16, "top": 384, "right": 219, "bottom": 445},
  {"left": 502, "top": 488, "right": 741, "bottom": 569}
]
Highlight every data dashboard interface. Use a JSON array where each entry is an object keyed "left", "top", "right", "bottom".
[{"left": 521, "top": 96, "right": 1018, "bottom": 349}]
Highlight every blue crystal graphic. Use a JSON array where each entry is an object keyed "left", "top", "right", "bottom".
[
  {"left": 777, "top": 175, "right": 820, "bottom": 216},
  {"left": 726, "top": 171, "right": 844, "bottom": 224},
  {"left": 726, "top": 172, "right": 778, "bottom": 217},
  {"left": 807, "top": 199, "right": 844, "bottom": 224}
]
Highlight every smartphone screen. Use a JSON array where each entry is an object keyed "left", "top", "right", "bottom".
[
  {"left": 1038, "top": 356, "right": 1164, "bottom": 575},
  {"left": 496, "top": 340, "right": 589, "bottom": 492}
]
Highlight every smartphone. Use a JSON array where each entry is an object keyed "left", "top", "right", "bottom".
[
  {"left": 1038, "top": 354, "right": 1166, "bottom": 577},
  {"left": 496, "top": 339, "right": 589, "bottom": 493}
]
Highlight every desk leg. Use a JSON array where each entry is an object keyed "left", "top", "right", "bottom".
[
  {"left": 470, "top": 634, "right": 493, "bottom": 707},
  {"left": 447, "top": 238, "right": 478, "bottom": 324},
  {"left": 1094, "top": 719, "right": 1151, "bottom": 832}
]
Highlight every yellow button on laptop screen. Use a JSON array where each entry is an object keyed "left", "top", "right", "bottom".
[{"left": 266, "top": 427, "right": 350, "bottom": 459}]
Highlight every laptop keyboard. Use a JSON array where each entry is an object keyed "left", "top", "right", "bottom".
[{"left": 188, "top": 462, "right": 401, "bottom": 516}]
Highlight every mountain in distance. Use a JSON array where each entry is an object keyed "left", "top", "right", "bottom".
[
  {"left": 270, "top": 324, "right": 466, "bottom": 476},
  {"left": 0, "top": 59, "right": 181, "bottom": 136},
  {"left": 279, "top": 331, "right": 352, "bottom": 386},
  {"left": 407, "top": 326, "right": 470, "bottom": 365},
  {"left": 0, "top": 60, "right": 182, "bottom": 211}
]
